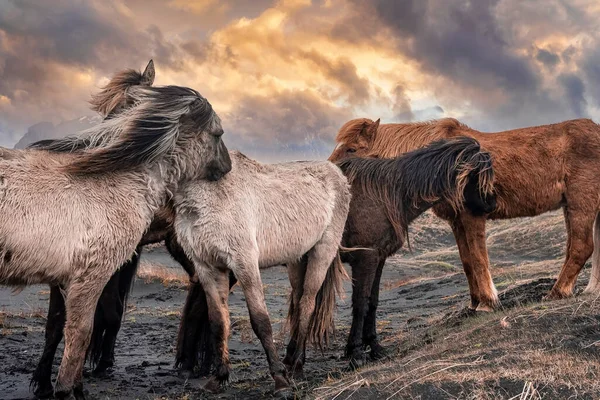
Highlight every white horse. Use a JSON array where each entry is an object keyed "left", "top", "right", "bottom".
[
  {"left": 173, "top": 151, "right": 351, "bottom": 394},
  {"left": 0, "top": 84, "right": 231, "bottom": 399}
]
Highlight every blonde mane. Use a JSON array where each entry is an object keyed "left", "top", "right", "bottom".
[{"left": 336, "top": 118, "right": 471, "bottom": 158}]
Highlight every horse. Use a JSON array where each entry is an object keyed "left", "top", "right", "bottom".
[
  {"left": 0, "top": 83, "right": 231, "bottom": 399},
  {"left": 172, "top": 150, "right": 351, "bottom": 394},
  {"left": 175, "top": 136, "right": 496, "bottom": 372},
  {"left": 329, "top": 117, "right": 600, "bottom": 312},
  {"left": 29, "top": 60, "right": 159, "bottom": 399}
]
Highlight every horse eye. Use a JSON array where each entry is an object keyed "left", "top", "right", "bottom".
[{"left": 347, "top": 148, "right": 356, "bottom": 153}]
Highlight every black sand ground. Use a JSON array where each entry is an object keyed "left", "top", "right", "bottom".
[{"left": 1, "top": 210, "right": 598, "bottom": 399}]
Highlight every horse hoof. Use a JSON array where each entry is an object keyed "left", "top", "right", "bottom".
[
  {"left": 475, "top": 303, "right": 495, "bottom": 313},
  {"left": 203, "top": 376, "right": 222, "bottom": 393},
  {"left": 33, "top": 385, "right": 54, "bottom": 399},
  {"left": 347, "top": 354, "right": 367, "bottom": 371},
  {"left": 54, "top": 390, "right": 77, "bottom": 400},
  {"left": 274, "top": 375, "right": 292, "bottom": 399},
  {"left": 178, "top": 368, "right": 199, "bottom": 380},
  {"left": 92, "top": 360, "right": 114, "bottom": 377},
  {"left": 369, "top": 343, "right": 388, "bottom": 361},
  {"left": 544, "top": 289, "right": 570, "bottom": 301},
  {"left": 284, "top": 362, "right": 304, "bottom": 380}
]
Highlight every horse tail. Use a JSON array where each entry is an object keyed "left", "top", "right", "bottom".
[
  {"left": 584, "top": 212, "right": 600, "bottom": 293},
  {"left": 308, "top": 252, "right": 349, "bottom": 349},
  {"left": 336, "top": 136, "right": 494, "bottom": 244}
]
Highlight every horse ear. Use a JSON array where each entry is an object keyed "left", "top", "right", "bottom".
[
  {"left": 365, "top": 118, "right": 380, "bottom": 140},
  {"left": 141, "top": 60, "right": 155, "bottom": 86}
]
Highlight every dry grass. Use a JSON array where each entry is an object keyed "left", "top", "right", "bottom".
[
  {"left": 136, "top": 260, "right": 188, "bottom": 286},
  {"left": 315, "top": 294, "right": 600, "bottom": 399}
]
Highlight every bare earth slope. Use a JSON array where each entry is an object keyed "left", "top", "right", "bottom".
[{"left": 1, "top": 210, "right": 598, "bottom": 399}]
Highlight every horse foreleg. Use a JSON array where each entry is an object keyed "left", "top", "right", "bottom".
[
  {"left": 31, "top": 285, "right": 66, "bottom": 399},
  {"left": 450, "top": 218, "right": 482, "bottom": 309},
  {"left": 283, "top": 258, "right": 307, "bottom": 377},
  {"left": 233, "top": 258, "right": 289, "bottom": 394},
  {"left": 346, "top": 251, "right": 379, "bottom": 369},
  {"left": 458, "top": 212, "right": 499, "bottom": 311},
  {"left": 548, "top": 207, "right": 594, "bottom": 299},
  {"left": 362, "top": 258, "right": 387, "bottom": 361},
  {"left": 55, "top": 279, "right": 106, "bottom": 400}
]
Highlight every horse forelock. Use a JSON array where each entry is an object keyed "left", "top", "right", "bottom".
[
  {"left": 335, "top": 118, "right": 374, "bottom": 144},
  {"left": 89, "top": 69, "right": 147, "bottom": 117}
]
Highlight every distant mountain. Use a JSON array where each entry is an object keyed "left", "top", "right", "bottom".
[{"left": 14, "top": 115, "right": 102, "bottom": 149}]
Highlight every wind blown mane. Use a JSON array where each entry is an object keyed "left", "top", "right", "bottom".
[
  {"left": 337, "top": 136, "right": 494, "bottom": 241},
  {"left": 337, "top": 118, "right": 468, "bottom": 157},
  {"left": 29, "top": 62, "right": 155, "bottom": 153},
  {"left": 57, "top": 85, "right": 216, "bottom": 174}
]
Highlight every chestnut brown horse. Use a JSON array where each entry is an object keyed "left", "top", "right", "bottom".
[{"left": 330, "top": 117, "right": 600, "bottom": 311}]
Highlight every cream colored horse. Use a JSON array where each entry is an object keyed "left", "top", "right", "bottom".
[
  {"left": 173, "top": 151, "right": 350, "bottom": 394},
  {"left": 0, "top": 84, "right": 231, "bottom": 399}
]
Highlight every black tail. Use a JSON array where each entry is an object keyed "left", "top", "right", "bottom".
[{"left": 337, "top": 136, "right": 494, "bottom": 243}]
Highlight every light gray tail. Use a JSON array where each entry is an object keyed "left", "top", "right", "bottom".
[{"left": 584, "top": 212, "right": 600, "bottom": 293}]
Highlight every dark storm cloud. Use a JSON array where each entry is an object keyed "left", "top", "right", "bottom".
[
  {"left": 583, "top": 48, "right": 600, "bottom": 107},
  {"left": 558, "top": 73, "right": 587, "bottom": 118},
  {"left": 352, "top": 0, "right": 538, "bottom": 91},
  {"left": 536, "top": 48, "right": 560, "bottom": 69},
  {"left": 222, "top": 89, "right": 353, "bottom": 159},
  {"left": 299, "top": 50, "right": 371, "bottom": 103},
  {"left": 345, "top": 0, "right": 599, "bottom": 130},
  {"left": 225, "top": 89, "right": 352, "bottom": 142}
]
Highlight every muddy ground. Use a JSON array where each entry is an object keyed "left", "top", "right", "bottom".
[{"left": 1, "top": 210, "right": 598, "bottom": 399}]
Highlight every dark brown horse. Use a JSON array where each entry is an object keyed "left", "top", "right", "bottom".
[
  {"left": 176, "top": 136, "right": 496, "bottom": 372},
  {"left": 330, "top": 117, "right": 600, "bottom": 311}
]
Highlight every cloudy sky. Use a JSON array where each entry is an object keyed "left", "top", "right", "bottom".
[{"left": 1, "top": 0, "right": 599, "bottom": 161}]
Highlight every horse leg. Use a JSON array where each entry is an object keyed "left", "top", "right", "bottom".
[
  {"left": 458, "top": 212, "right": 499, "bottom": 311},
  {"left": 31, "top": 285, "right": 66, "bottom": 399},
  {"left": 362, "top": 258, "right": 387, "bottom": 361},
  {"left": 196, "top": 266, "right": 231, "bottom": 393},
  {"left": 55, "top": 279, "right": 107, "bottom": 400},
  {"left": 94, "top": 251, "right": 141, "bottom": 376},
  {"left": 584, "top": 213, "right": 600, "bottom": 293},
  {"left": 283, "top": 259, "right": 307, "bottom": 378},
  {"left": 89, "top": 272, "right": 120, "bottom": 376},
  {"left": 450, "top": 218, "right": 482, "bottom": 310},
  {"left": 548, "top": 206, "right": 594, "bottom": 299},
  {"left": 233, "top": 257, "right": 289, "bottom": 393},
  {"left": 345, "top": 251, "right": 379, "bottom": 369}
]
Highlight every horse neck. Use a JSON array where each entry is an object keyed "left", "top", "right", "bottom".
[{"left": 156, "top": 136, "right": 210, "bottom": 191}]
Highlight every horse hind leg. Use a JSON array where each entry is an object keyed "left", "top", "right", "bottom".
[
  {"left": 345, "top": 251, "right": 379, "bottom": 370},
  {"left": 55, "top": 276, "right": 108, "bottom": 400},
  {"left": 547, "top": 206, "right": 594, "bottom": 299},
  {"left": 93, "top": 251, "right": 140, "bottom": 376},
  {"left": 283, "top": 258, "right": 307, "bottom": 378},
  {"left": 584, "top": 212, "right": 600, "bottom": 294},
  {"left": 31, "top": 285, "right": 66, "bottom": 399},
  {"left": 362, "top": 258, "right": 387, "bottom": 361},
  {"left": 231, "top": 255, "right": 289, "bottom": 394},
  {"left": 196, "top": 264, "right": 233, "bottom": 393}
]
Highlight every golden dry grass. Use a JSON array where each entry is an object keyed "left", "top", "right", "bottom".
[{"left": 136, "top": 260, "right": 189, "bottom": 286}]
